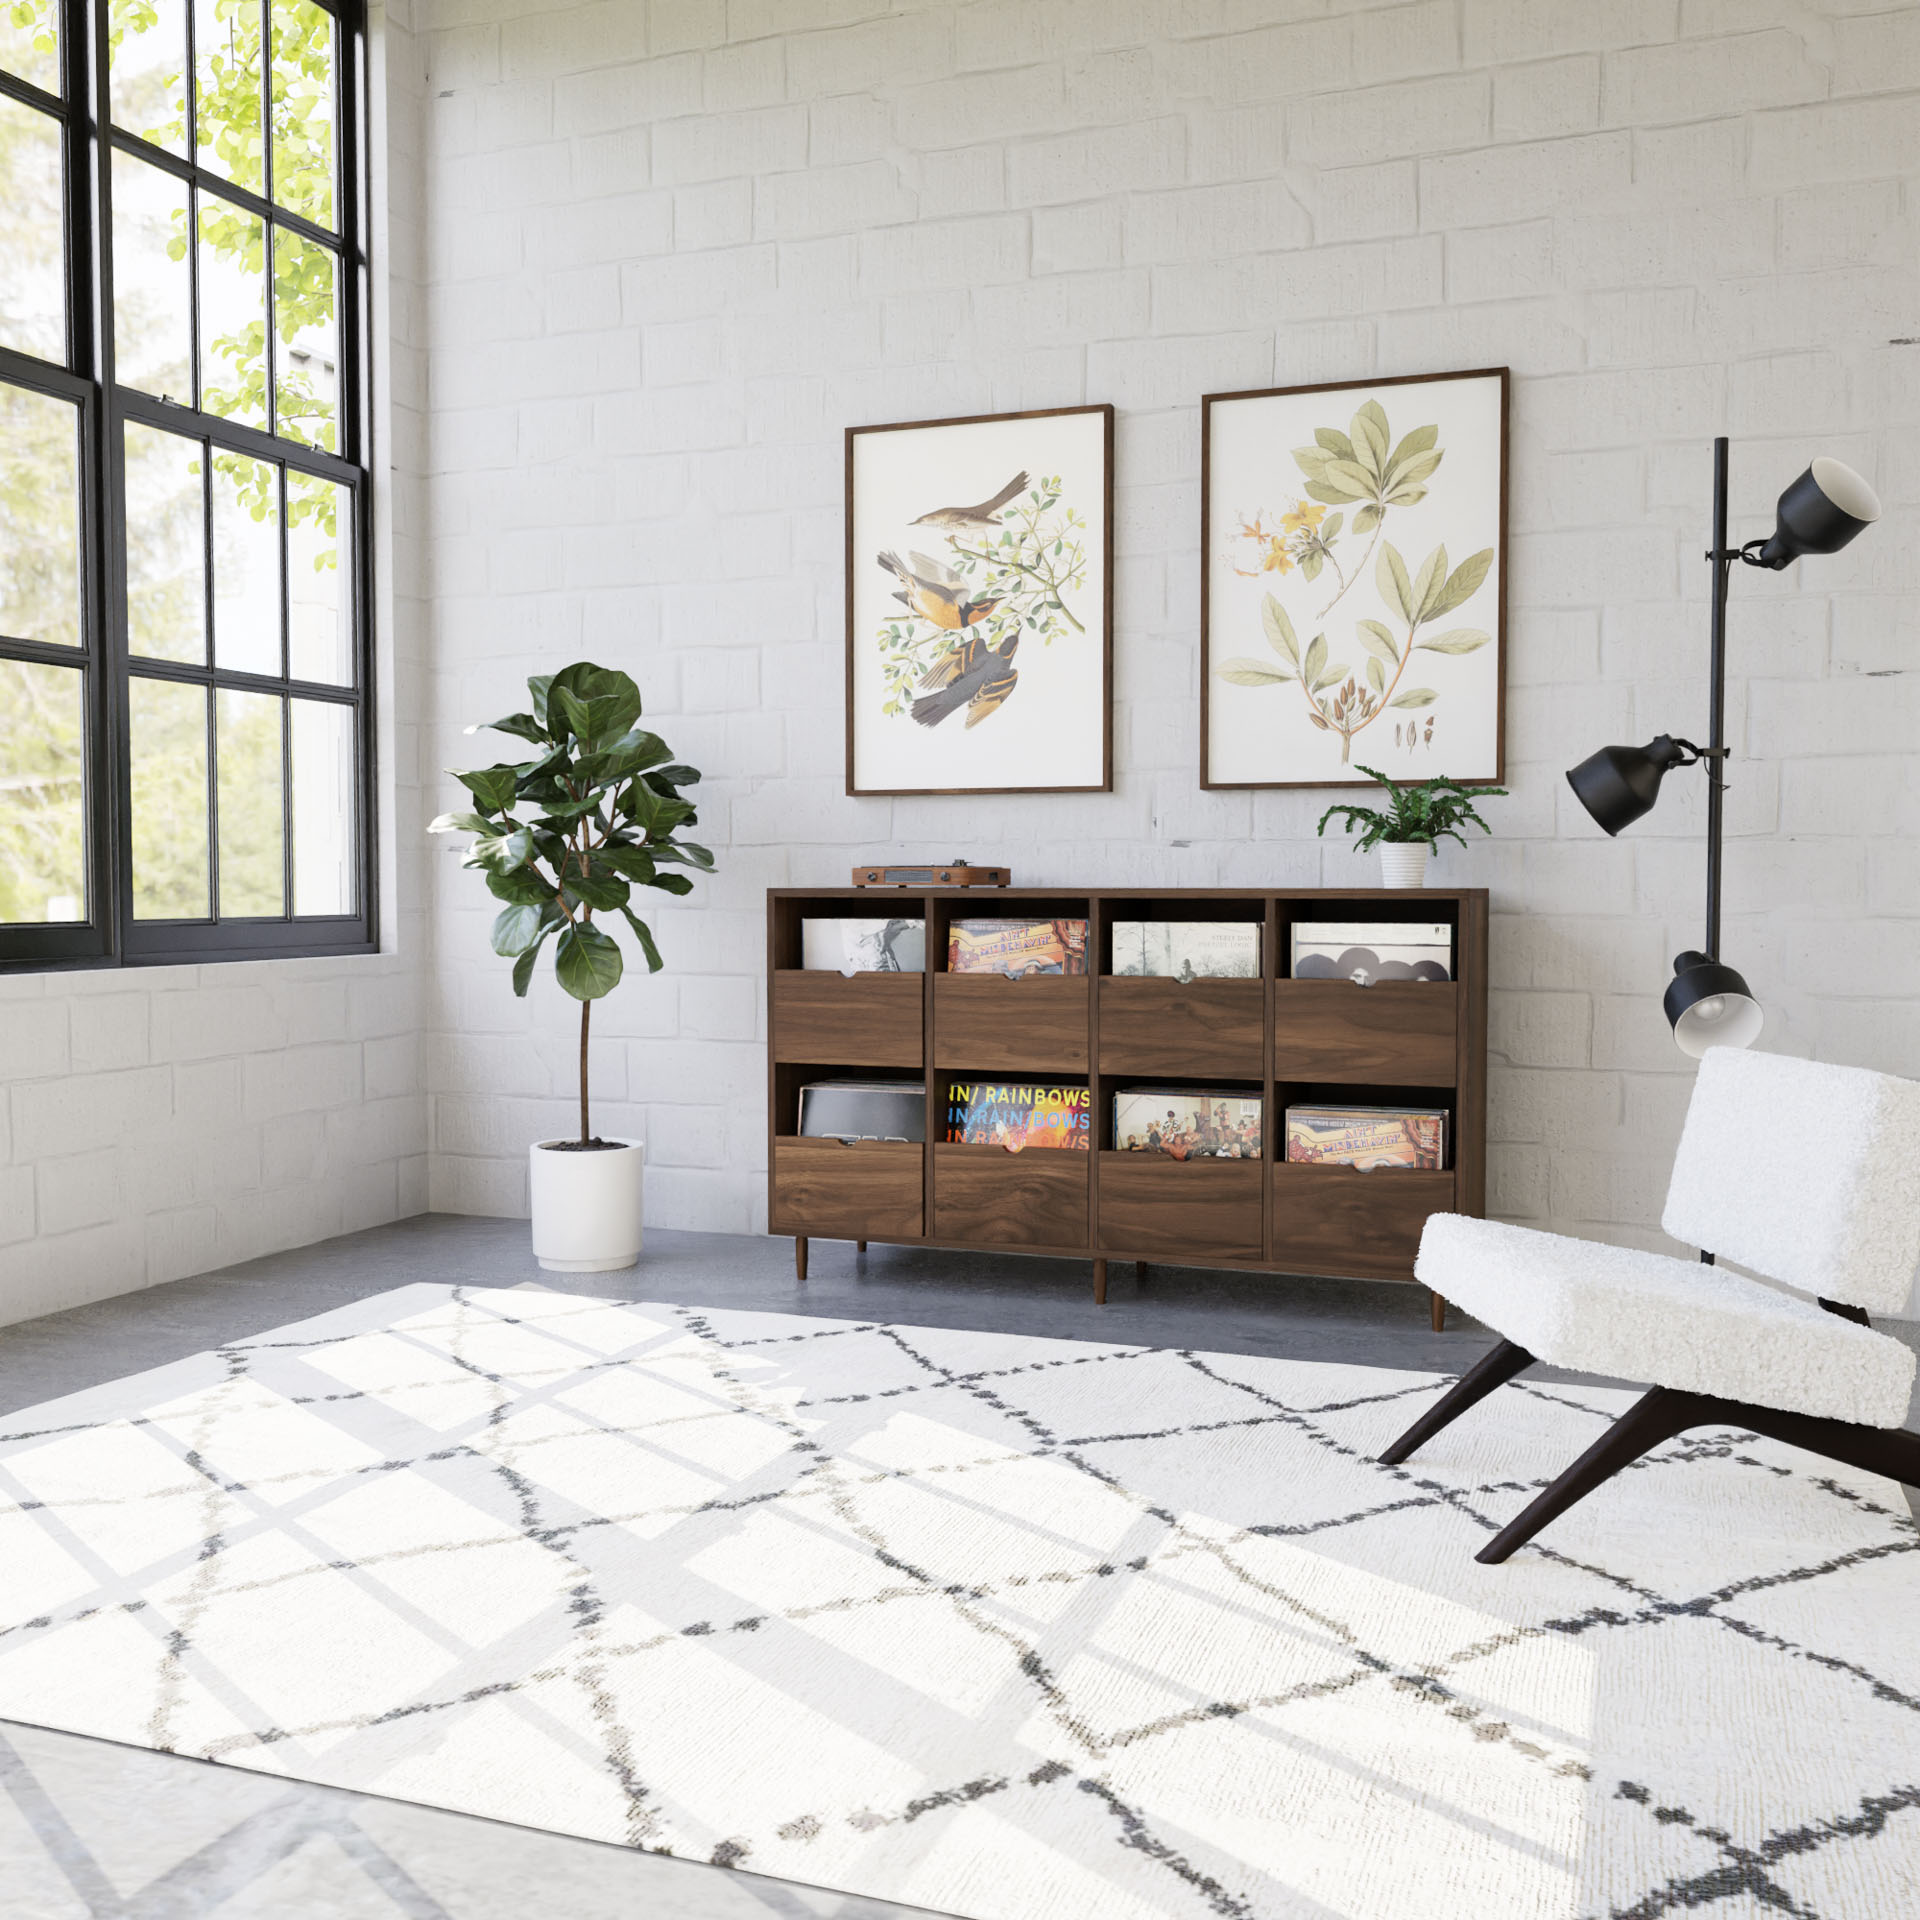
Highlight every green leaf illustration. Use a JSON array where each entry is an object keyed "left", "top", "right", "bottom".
[
  {"left": 1356, "top": 620, "right": 1400, "bottom": 665},
  {"left": 1261, "top": 593, "right": 1299, "bottom": 663},
  {"left": 1411, "top": 545, "right": 1447, "bottom": 625},
  {"left": 1218, "top": 659, "right": 1294, "bottom": 686},
  {"left": 1351, "top": 400, "right": 1390, "bottom": 476},
  {"left": 1321, "top": 511, "right": 1343, "bottom": 541},
  {"left": 1416, "top": 629, "right": 1492, "bottom": 655},
  {"left": 1301, "top": 549, "right": 1323, "bottom": 581},
  {"left": 1353, "top": 504, "right": 1382, "bottom": 533},
  {"left": 1378, "top": 543, "right": 1414, "bottom": 626},
  {"left": 1303, "top": 633, "right": 1328, "bottom": 685},
  {"left": 1390, "top": 688, "right": 1439, "bottom": 709},
  {"left": 1314, "top": 427, "right": 1356, "bottom": 459},
  {"left": 1366, "top": 656, "right": 1386, "bottom": 694},
  {"left": 1432, "top": 547, "right": 1495, "bottom": 617},
  {"left": 1313, "top": 663, "right": 1347, "bottom": 693},
  {"left": 1387, "top": 423, "right": 1438, "bottom": 469}
]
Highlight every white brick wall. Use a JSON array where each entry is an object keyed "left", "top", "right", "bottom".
[
  {"left": 0, "top": 1, "right": 434, "bottom": 1330},
  {"left": 416, "top": 0, "right": 1920, "bottom": 1259}
]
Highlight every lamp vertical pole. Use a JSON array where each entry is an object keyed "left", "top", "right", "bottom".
[{"left": 1705, "top": 435, "right": 1730, "bottom": 959}]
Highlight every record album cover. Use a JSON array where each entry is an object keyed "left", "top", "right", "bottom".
[
  {"left": 801, "top": 918, "right": 927, "bottom": 974},
  {"left": 1290, "top": 921, "right": 1452, "bottom": 984},
  {"left": 947, "top": 918, "right": 1088, "bottom": 976},
  {"left": 798, "top": 1081, "right": 927, "bottom": 1143},
  {"left": 1284, "top": 1105, "right": 1448, "bottom": 1170},
  {"left": 1113, "top": 1089, "right": 1263, "bottom": 1159},
  {"left": 946, "top": 1082, "right": 1091, "bottom": 1151},
  {"left": 1111, "top": 921, "right": 1261, "bottom": 980}
]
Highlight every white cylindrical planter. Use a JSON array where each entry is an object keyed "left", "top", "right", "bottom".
[
  {"left": 529, "top": 1136, "right": 644, "bottom": 1272},
  {"left": 1378, "top": 842, "right": 1432, "bottom": 889}
]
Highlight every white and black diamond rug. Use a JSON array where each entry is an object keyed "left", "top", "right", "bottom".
[{"left": 0, "top": 1283, "right": 1915, "bottom": 1920}]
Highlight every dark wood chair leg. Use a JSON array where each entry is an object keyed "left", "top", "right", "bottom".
[
  {"left": 1378, "top": 1337, "right": 1535, "bottom": 1467},
  {"left": 1728, "top": 1400, "right": 1920, "bottom": 1489},
  {"left": 1430, "top": 1291, "right": 1446, "bottom": 1333},
  {"left": 794, "top": 1236, "right": 808, "bottom": 1282},
  {"left": 1093, "top": 1258, "right": 1107, "bottom": 1304},
  {"left": 1476, "top": 1386, "right": 1709, "bottom": 1564}
]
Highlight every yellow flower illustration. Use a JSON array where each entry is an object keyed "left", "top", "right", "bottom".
[{"left": 1281, "top": 501, "right": 1325, "bottom": 533}]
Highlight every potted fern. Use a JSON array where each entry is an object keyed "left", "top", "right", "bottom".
[
  {"left": 430, "top": 664, "right": 713, "bottom": 1271},
  {"left": 1317, "top": 765, "right": 1505, "bottom": 888}
]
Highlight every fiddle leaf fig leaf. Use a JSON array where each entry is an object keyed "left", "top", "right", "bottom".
[
  {"left": 491, "top": 902, "right": 552, "bottom": 957},
  {"left": 554, "top": 922, "right": 623, "bottom": 1001},
  {"left": 455, "top": 766, "right": 520, "bottom": 815},
  {"left": 618, "top": 906, "right": 664, "bottom": 972}
]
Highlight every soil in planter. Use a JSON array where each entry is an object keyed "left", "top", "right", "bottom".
[{"left": 541, "top": 1138, "right": 628, "bottom": 1152}]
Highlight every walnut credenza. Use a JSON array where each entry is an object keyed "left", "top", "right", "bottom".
[{"left": 766, "top": 887, "right": 1487, "bottom": 1329}]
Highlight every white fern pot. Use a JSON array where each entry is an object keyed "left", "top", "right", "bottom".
[
  {"left": 1378, "top": 842, "right": 1432, "bottom": 889},
  {"left": 529, "top": 1137, "right": 644, "bottom": 1273}
]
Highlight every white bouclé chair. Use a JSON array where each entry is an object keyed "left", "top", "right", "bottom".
[{"left": 1382, "top": 1047, "right": 1920, "bottom": 1563}]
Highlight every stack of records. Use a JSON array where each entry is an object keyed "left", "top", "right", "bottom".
[
  {"left": 945, "top": 1082, "right": 1091, "bottom": 1151},
  {"left": 948, "top": 918, "right": 1088, "bottom": 976},
  {"left": 800, "top": 918, "right": 926, "bottom": 973},
  {"left": 1290, "top": 921, "right": 1452, "bottom": 984},
  {"left": 797, "top": 1081, "right": 926, "bottom": 1144},
  {"left": 1283, "top": 1105, "right": 1448, "bottom": 1170},
  {"left": 1113, "top": 1089, "right": 1263, "bottom": 1159},
  {"left": 1110, "top": 921, "right": 1260, "bottom": 980}
]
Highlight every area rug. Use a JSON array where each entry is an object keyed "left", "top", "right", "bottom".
[{"left": 0, "top": 1285, "right": 1915, "bottom": 1919}]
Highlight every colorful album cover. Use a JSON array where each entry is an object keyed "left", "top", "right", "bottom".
[
  {"left": 1284, "top": 1105, "right": 1448, "bottom": 1170},
  {"left": 801, "top": 917, "right": 926, "bottom": 973},
  {"left": 1113, "top": 1089, "right": 1263, "bottom": 1159},
  {"left": 1111, "top": 921, "right": 1261, "bottom": 980},
  {"left": 798, "top": 1081, "right": 926, "bottom": 1143},
  {"left": 1290, "top": 921, "right": 1452, "bottom": 984},
  {"left": 946, "top": 1082, "right": 1091, "bottom": 1151},
  {"left": 947, "top": 918, "right": 1089, "bottom": 977}
]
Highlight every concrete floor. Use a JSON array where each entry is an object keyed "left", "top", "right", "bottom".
[{"left": 1, "top": 1215, "right": 1913, "bottom": 1918}]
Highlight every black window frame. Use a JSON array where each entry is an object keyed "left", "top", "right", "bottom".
[{"left": 0, "top": 0, "right": 376, "bottom": 973}]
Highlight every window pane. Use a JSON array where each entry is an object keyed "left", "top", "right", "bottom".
[
  {"left": 0, "top": 382, "right": 82, "bottom": 647},
  {"left": 111, "top": 150, "right": 193, "bottom": 401},
  {"left": 111, "top": 0, "right": 190, "bottom": 155},
  {"left": 130, "top": 674, "right": 209, "bottom": 918},
  {"left": 0, "top": 0, "right": 58, "bottom": 96},
  {"left": 270, "top": 0, "right": 333, "bottom": 230},
  {"left": 287, "top": 474, "right": 349, "bottom": 683},
  {"left": 216, "top": 687, "right": 283, "bottom": 915},
  {"left": 0, "top": 660, "right": 86, "bottom": 924},
  {"left": 273, "top": 227, "right": 336, "bottom": 450},
  {"left": 290, "top": 697, "right": 351, "bottom": 913},
  {"left": 210, "top": 452, "right": 280, "bottom": 672},
  {"left": 199, "top": 191, "right": 268, "bottom": 428},
  {"left": 194, "top": 0, "right": 264, "bottom": 194},
  {"left": 125, "top": 421, "right": 207, "bottom": 663},
  {"left": 0, "top": 93, "right": 66, "bottom": 363}
]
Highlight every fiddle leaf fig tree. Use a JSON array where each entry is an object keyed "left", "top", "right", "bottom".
[{"left": 430, "top": 664, "right": 713, "bottom": 1147}]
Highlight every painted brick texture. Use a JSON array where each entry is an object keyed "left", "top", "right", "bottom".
[{"left": 414, "top": 0, "right": 1920, "bottom": 1260}]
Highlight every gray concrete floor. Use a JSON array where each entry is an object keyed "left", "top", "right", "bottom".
[{"left": 1, "top": 1216, "right": 1913, "bottom": 1917}]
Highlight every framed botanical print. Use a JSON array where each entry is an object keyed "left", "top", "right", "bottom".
[
  {"left": 845, "top": 404, "right": 1113, "bottom": 796},
  {"left": 1201, "top": 368, "right": 1508, "bottom": 788}
]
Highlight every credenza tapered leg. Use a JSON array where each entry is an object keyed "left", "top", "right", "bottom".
[
  {"left": 1430, "top": 1290, "right": 1446, "bottom": 1333},
  {"left": 1136, "top": 1260, "right": 1148, "bottom": 1282},
  {"left": 856, "top": 1240, "right": 866, "bottom": 1253},
  {"left": 795, "top": 1237, "right": 808, "bottom": 1282},
  {"left": 1093, "top": 1258, "right": 1107, "bottom": 1305}
]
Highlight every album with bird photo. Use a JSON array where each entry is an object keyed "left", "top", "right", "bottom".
[{"left": 846, "top": 405, "right": 1114, "bottom": 796}]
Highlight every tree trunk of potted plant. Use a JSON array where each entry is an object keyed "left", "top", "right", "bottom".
[{"left": 431, "top": 663, "right": 713, "bottom": 1275}]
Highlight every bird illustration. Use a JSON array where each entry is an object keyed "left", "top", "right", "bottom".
[
  {"left": 911, "top": 633, "right": 1020, "bottom": 730},
  {"left": 876, "top": 549, "right": 1002, "bottom": 633},
  {"left": 908, "top": 470, "right": 1030, "bottom": 532}
]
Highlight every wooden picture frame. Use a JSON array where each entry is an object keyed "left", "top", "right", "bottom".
[
  {"left": 845, "top": 404, "right": 1114, "bottom": 797},
  {"left": 1201, "top": 368, "right": 1510, "bottom": 790}
]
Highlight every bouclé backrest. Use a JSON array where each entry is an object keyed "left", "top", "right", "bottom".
[{"left": 1663, "top": 1047, "right": 1920, "bottom": 1314}]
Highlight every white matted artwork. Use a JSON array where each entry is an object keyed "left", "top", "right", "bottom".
[
  {"left": 1203, "top": 369, "right": 1508, "bottom": 789},
  {"left": 846, "top": 404, "right": 1113, "bottom": 795}
]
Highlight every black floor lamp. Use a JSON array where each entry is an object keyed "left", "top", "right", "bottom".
[{"left": 1566, "top": 437, "right": 1880, "bottom": 1057}]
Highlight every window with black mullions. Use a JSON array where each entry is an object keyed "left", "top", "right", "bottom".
[{"left": 0, "top": 0, "right": 371, "bottom": 970}]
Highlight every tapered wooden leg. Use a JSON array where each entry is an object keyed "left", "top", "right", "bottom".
[
  {"left": 1378, "top": 1337, "right": 1535, "bottom": 1467},
  {"left": 856, "top": 1240, "right": 867, "bottom": 1253},
  {"left": 1728, "top": 1400, "right": 1920, "bottom": 1489},
  {"left": 1476, "top": 1386, "right": 1707, "bottom": 1564},
  {"left": 1430, "top": 1291, "right": 1447, "bottom": 1333},
  {"left": 794, "top": 1236, "right": 808, "bottom": 1282},
  {"left": 1093, "top": 1258, "right": 1107, "bottom": 1305},
  {"left": 1136, "top": 1260, "right": 1148, "bottom": 1282}
]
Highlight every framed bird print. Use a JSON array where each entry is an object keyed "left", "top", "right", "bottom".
[
  {"left": 1201, "top": 368, "right": 1508, "bottom": 789},
  {"left": 846, "top": 403, "right": 1113, "bottom": 795}
]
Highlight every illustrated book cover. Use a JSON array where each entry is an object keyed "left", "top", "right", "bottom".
[
  {"left": 947, "top": 918, "right": 1088, "bottom": 976},
  {"left": 1110, "top": 921, "right": 1261, "bottom": 980},
  {"left": 1113, "top": 1089, "right": 1263, "bottom": 1159},
  {"left": 945, "top": 1082, "right": 1091, "bottom": 1151},
  {"left": 1290, "top": 921, "right": 1452, "bottom": 984},
  {"left": 801, "top": 917, "right": 927, "bottom": 973},
  {"left": 1283, "top": 1105, "right": 1448, "bottom": 1170}
]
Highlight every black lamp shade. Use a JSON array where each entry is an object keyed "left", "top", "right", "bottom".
[
  {"left": 1755, "top": 457, "right": 1882, "bottom": 569},
  {"left": 1664, "top": 950, "right": 1763, "bottom": 1058},
  {"left": 1565, "top": 734, "right": 1691, "bottom": 835}
]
